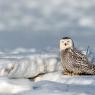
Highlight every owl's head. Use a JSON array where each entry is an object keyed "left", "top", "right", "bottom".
[{"left": 59, "top": 37, "right": 74, "bottom": 51}]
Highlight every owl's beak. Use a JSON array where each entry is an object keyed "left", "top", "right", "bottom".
[{"left": 64, "top": 43, "right": 67, "bottom": 46}]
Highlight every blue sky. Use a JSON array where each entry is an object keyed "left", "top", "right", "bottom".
[{"left": 0, "top": 0, "right": 95, "bottom": 50}]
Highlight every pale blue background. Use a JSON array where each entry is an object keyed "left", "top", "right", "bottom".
[{"left": 0, "top": 0, "right": 95, "bottom": 50}]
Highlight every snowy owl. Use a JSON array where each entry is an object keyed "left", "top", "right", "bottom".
[{"left": 60, "top": 37, "right": 95, "bottom": 75}]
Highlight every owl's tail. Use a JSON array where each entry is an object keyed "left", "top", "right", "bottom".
[{"left": 81, "top": 63, "right": 95, "bottom": 75}]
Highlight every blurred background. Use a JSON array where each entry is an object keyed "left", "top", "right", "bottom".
[{"left": 0, "top": 0, "right": 95, "bottom": 52}]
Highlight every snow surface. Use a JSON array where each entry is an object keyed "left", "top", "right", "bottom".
[
  {"left": 0, "top": 74, "right": 95, "bottom": 95},
  {"left": 0, "top": 48, "right": 94, "bottom": 95}
]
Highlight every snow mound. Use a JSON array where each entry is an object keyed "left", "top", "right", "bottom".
[
  {"left": 0, "top": 77, "right": 33, "bottom": 94},
  {"left": 0, "top": 54, "right": 62, "bottom": 78},
  {"left": 7, "top": 55, "right": 62, "bottom": 78}
]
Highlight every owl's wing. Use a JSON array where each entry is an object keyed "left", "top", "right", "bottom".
[
  {"left": 72, "top": 48, "right": 90, "bottom": 64},
  {"left": 70, "top": 49, "right": 95, "bottom": 74}
]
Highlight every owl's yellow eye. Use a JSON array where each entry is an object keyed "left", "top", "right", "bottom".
[{"left": 67, "top": 41, "right": 70, "bottom": 43}]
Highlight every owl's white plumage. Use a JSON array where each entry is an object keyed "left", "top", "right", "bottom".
[
  {"left": 60, "top": 37, "right": 95, "bottom": 75},
  {"left": 60, "top": 38, "right": 73, "bottom": 51}
]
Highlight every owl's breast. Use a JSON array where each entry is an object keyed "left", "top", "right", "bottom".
[{"left": 60, "top": 50, "right": 74, "bottom": 72}]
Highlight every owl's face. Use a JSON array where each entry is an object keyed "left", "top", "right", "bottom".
[{"left": 60, "top": 38, "right": 73, "bottom": 51}]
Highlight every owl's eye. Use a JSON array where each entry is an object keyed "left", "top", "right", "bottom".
[{"left": 67, "top": 41, "right": 70, "bottom": 43}]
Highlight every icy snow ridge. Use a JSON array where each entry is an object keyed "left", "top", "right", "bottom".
[{"left": 0, "top": 53, "right": 62, "bottom": 78}]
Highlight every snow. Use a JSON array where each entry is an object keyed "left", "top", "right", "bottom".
[
  {"left": 7, "top": 54, "right": 62, "bottom": 78},
  {"left": 0, "top": 52, "right": 62, "bottom": 78},
  {"left": 0, "top": 48, "right": 94, "bottom": 95},
  {"left": 0, "top": 77, "right": 33, "bottom": 94},
  {"left": 0, "top": 74, "right": 95, "bottom": 95}
]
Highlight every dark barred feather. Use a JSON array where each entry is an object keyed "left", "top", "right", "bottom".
[{"left": 61, "top": 48, "right": 95, "bottom": 75}]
